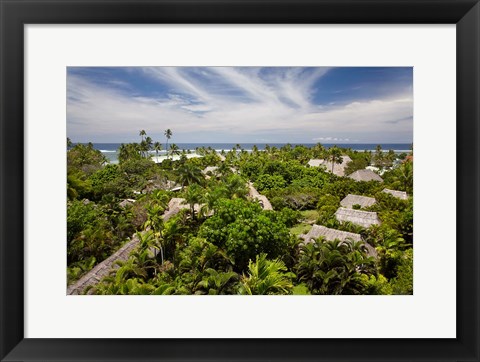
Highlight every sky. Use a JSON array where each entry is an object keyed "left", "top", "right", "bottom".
[{"left": 67, "top": 67, "right": 413, "bottom": 144}]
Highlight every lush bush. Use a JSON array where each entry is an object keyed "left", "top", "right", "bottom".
[
  {"left": 295, "top": 239, "right": 376, "bottom": 295},
  {"left": 67, "top": 143, "right": 107, "bottom": 175},
  {"left": 266, "top": 187, "right": 321, "bottom": 210},
  {"left": 198, "top": 199, "right": 292, "bottom": 271},
  {"left": 254, "top": 174, "right": 287, "bottom": 191}
]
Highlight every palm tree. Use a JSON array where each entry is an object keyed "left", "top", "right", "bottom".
[
  {"left": 296, "top": 238, "right": 375, "bottom": 295},
  {"left": 143, "top": 136, "right": 153, "bottom": 158},
  {"left": 143, "top": 204, "right": 167, "bottom": 263},
  {"left": 176, "top": 162, "right": 204, "bottom": 188},
  {"left": 239, "top": 254, "right": 294, "bottom": 295},
  {"left": 198, "top": 268, "right": 239, "bottom": 295},
  {"left": 164, "top": 129, "right": 173, "bottom": 158},
  {"left": 182, "top": 183, "right": 204, "bottom": 220},
  {"left": 327, "top": 146, "right": 343, "bottom": 173},
  {"left": 395, "top": 160, "right": 413, "bottom": 194},
  {"left": 153, "top": 142, "right": 162, "bottom": 162},
  {"left": 169, "top": 143, "right": 180, "bottom": 159},
  {"left": 139, "top": 129, "right": 146, "bottom": 142},
  {"left": 224, "top": 174, "right": 248, "bottom": 199}
]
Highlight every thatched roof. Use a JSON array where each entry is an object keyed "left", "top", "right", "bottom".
[
  {"left": 335, "top": 207, "right": 381, "bottom": 228},
  {"left": 68, "top": 197, "right": 206, "bottom": 295},
  {"left": 202, "top": 166, "right": 218, "bottom": 175},
  {"left": 383, "top": 188, "right": 408, "bottom": 200},
  {"left": 299, "top": 224, "right": 377, "bottom": 258},
  {"left": 300, "top": 224, "right": 361, "bottom": 243},
  {"left": 307, "top": 159, "right": 325, "bottom": 167},
  {"left": 307, "top": 155, "right": 352, "bottom": 177},
  {"left": 248, "top": 182, "right": 273, "bottom": 210},
  {"left": 67, "top": 233, "right": 141, "bottom": 295},
  {"left": 340, "top": 194, "right": 376, "bottom": 209},
  {"left": 347, "top": 169, "right": 383, "bottom": 182},
  {"left": 163, "top": 197, "right": 204, "bottom": 221}
]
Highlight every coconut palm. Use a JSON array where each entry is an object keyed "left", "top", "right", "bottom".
[
  {"left": 139, "top": 129, "right": 146, "bottom": 142},
  {"left": 327, "top": 146, "right": 343, "bottom": 173},
  {"left": 239, "top": 254, "right": 294, "bottom": 295},
  {"left": 169, "top": 143, "right": 180, "bottom": 159},
  {"left": 296, "top": 238, "right": 375, "bottom": 295},
  {"left": 198, "top": 268, "right": 239, "bottom": 295},
  {"left": 153, "top": 142, "right": 162, "bottom": 162},
  {"left": 143, "top": 205, "right": 166, "bottom": 264},
  {"left": 144, "top": 136, "right": 153, "bottom": 156},
  {"left": 176, "top": 162, "right": 204, "bottom": 188},
  {"left": 182, "top": 183, "right": 204, "bottom": 220},
  {"left": 164, "top": 129, "right": 173, "bottom": 158}
]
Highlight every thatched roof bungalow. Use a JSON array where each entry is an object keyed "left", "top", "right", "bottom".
[
  {"left": 307, "top": 155, "right": 352, "bottom": 177},
  {"left": 299, "top": 224, "right": 377, "bottom": 258},
  {"left": 247, "top": 182, "right": 273, "bottom": 210},
  {"left": 335, "top": 207, "right": 381, "bottom": 228},
  {"left": 347, "top": 169, "right": 383, "bottom": 182},
  {"left": 340, "top": 194, "right": 376, "bottom": 209},
  {"left": 383, "top": 188, "right": 408, "bottom": 200},
  {"left": 300, "top": 224, "right": 362, "bottom": 243}
]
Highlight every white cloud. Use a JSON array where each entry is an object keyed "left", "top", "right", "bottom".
[{"left": 67, "top": 67, "right": 412, "bottom": 143}]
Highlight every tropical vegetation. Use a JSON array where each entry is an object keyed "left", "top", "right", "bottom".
[{"left": 67, "top": 132, "right": 413, "bottom": 295}]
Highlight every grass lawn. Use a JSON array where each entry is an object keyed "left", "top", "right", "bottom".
[
  {"left": 300, "top": 209, "right": 320, "bottom": 222},
  {"left": 290, "top": 223, "right": 312, "bottom": 236},
  {"left": 290, "top": 209, "right": 320, "bottom": 236}
]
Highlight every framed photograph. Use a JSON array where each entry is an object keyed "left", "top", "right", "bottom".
[{"left": 1, "top": 0, "right": 479, "bottom": 361}]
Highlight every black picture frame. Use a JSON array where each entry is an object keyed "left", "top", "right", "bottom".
[{"left": 1, "top": 1, "right": 479, "bottom": 361}]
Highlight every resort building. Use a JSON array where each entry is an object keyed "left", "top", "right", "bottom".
[
  {"left": 340, "top": 194, "right": 376, "bottom": 209},
  {"left": 307, "top": 155, "right": 352, "bottom": 177},
  {"left": 335, "top": 207, "right": 381, "bottom": 228},
  {"left": 299, "top": 224, "right": 377, "bottom": 258},
  {"left": 347, "top": 169, "right": 383, "bottom": 182},
  {"left": 247, "top": 182, "right": 273, "bottom": 210},
  {"left": 383, "top": 188, "right": 408, "bottom": 200}
]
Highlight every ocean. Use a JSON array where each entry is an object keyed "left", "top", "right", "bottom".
[{"left": 84, "top": 143, "right": 412, "bottom": 164}]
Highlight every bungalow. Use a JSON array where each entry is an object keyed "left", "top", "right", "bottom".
[
  {"left": 335, "top": 207, "right": 381, "bottom": 228},
  {"left": 383, "top": 188, "right": 408, "bottom": 200},
  {"left": 307, "top": 155, "right": 352, "bottom": 177},
  {"left": 299, "top": 224, "right": 377, "bottom": 258},
  {"left": 340, "top": 194, "right": 376, "bottom": 209},
  {"left": 347, "top": 169, "right": 383, "bottom": 182}
]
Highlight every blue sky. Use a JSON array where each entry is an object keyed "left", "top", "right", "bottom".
[{"left": 67, "top": 67, "right": 413, "bottom": 143}]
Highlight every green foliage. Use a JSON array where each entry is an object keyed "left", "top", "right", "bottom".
[
  {"left": 383, "top": 160, "right": 413, "bottom": 194},
  {"left": 238, "top": 254, "right": 294, "bottom": 295},
  {"left": 67, "top": 256, "right": 96, "bottom": 285},
  {"left": 176, "top": 162, "right": 204, "bottom": 187},
  {"left": 316, "top": 194, "right": 340, "bottom": 224},
  {"left": 199, "top": 199, "right": 292, "bottom": 271},
  {"left": 295, "top": 239, "right": 376, "bottom": 295},
  {"left": 67, "top": 143, "right": 107, "bottom": 175},
  {"left": 389, "top": 248, "right": 413, "bottom": 294},
  {"left": 254, "top": 174, "right": 287, "bottom": 191},
  {"left": 88, "top": 164, "right": 127, "bottom": 199},
  {"left": 67, "top": 171, "right": 92, "bottom": 200},
  {"left": 292, "top": 283, "right": 311, "bottom": 295},
  {"left": 67, "top": 135, "right": 413, "bottom": 296},
  {"left": 344, "top": 154, "right": 370, "bottom": 175},
  {"left": 276, "top": 208, "right": 301, "bottom": 227},
  {"left": 360, "top": 274, "right": 393, "bottom": 295},
  {"left": 267, "top": 187, "right": 321, "bottom": 210},
  {"left": 67, "top": 199, "right": 134, "bottom": 267}
]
